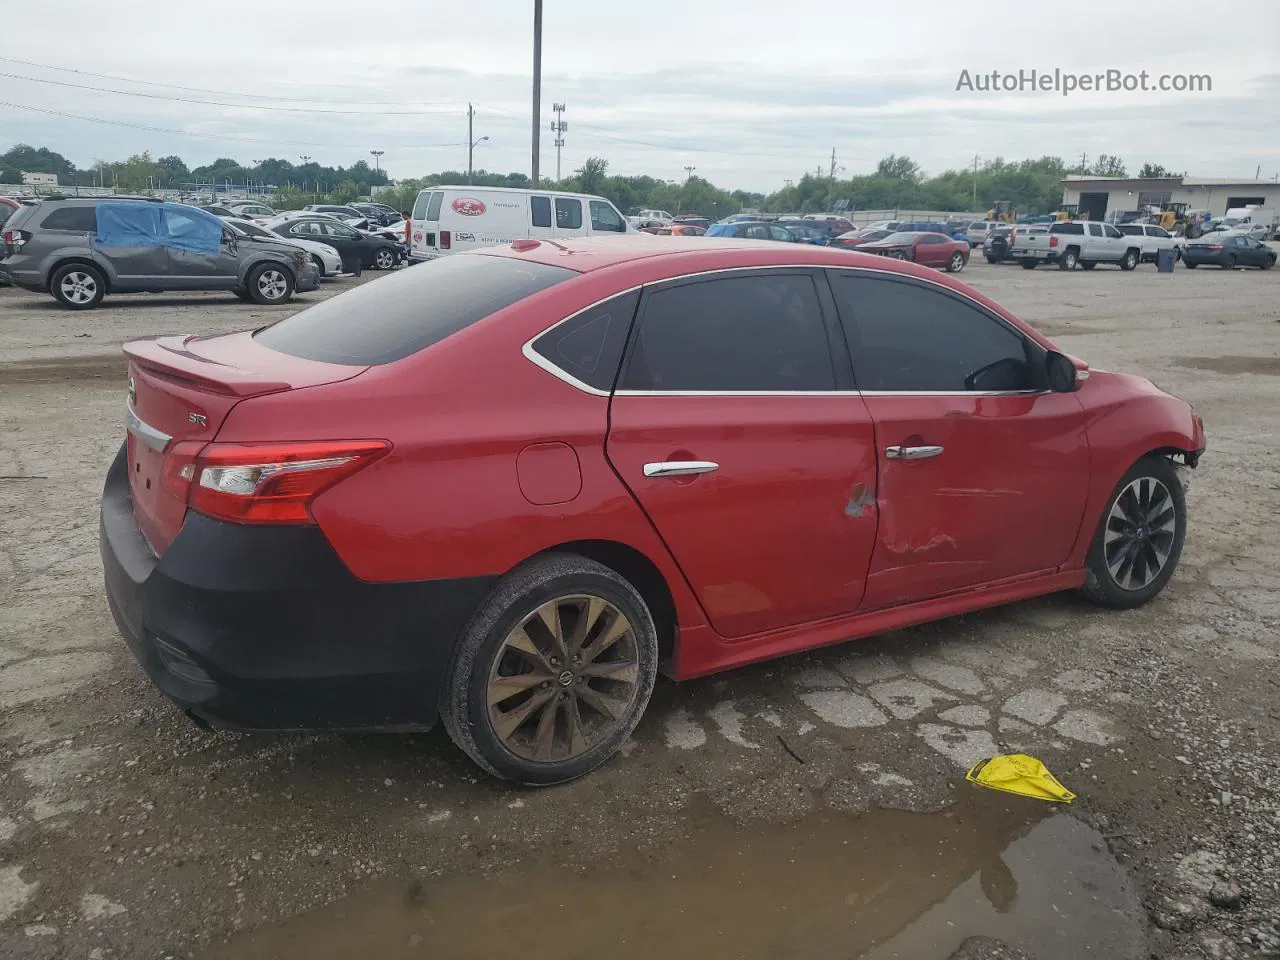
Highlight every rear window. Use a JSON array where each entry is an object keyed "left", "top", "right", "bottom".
[
  {"left": 705, "top": 224, "right": 734, "bottom": 237},
  {"left": 254, "top": 254, "right": 576, "bottom": 365},
  {"left": 0, "top": 204, "right": 15, "bottom": 227},
  {"left": 40, "top": 205, "right": 98, "bottom": 231},
  {"left": 1117, "top": 224, "right": 1144, "bottom": 235},
  {"left": 1050, "top": 222, "right": 1084, "bottom": 235}
]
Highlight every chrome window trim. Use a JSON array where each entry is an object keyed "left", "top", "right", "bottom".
[
  {"left": 125, "top": 405, "right": 172, "bottom": 452},
  {"left": 520, "top": 262, "right": 1051, "bottom": 398}
]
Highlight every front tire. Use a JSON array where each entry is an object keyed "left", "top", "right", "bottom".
[
  {"left": 440, "top": 553, "right": 659, "bottom": 785},
  {"left": 1185, "top": 261, "right": 1198, "bottom": 269},
  {"left": 247, "top": 263, "right": 294, "bottom": 305},
  {"left": 946, "top": 252, "right": 965, "bottom": 272},
  {"left": 1082, "top": 456, "right": 1186, "bottom": 610},
  {"left": 1059, "top": 249, "right": 1079, "bottom": 270},
  {"left": 1262, "top": 256, "right": 1275, "bottom": 271},
  {"left": 373, "top": 247, "right": 397, "bottom": 270},
  {"left": 986, "top": 256, "right": 999, "bottom": 264},
  {"left": 1119, "top": 249, "right": 1139, "bottom": 271},
  {"left": 50, "top": 263, "right": 106, "bottom": 310}
]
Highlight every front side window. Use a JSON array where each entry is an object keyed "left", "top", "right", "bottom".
[
  {"left": 531, "top": 291, "right": 640, "bottom": 391},
  {"left": 555, "top": 198, "right": 583, "bottom": 230},
  {"left": 291, "top": 222, "right": 322, "bottom": 236},
  {"left": 830, "top": 273, "right": 1036, "bottom": 393},
  {"left": 745, "top": 224, "right": 769, "bottom": 239},
  {"left": 531, "top": 196, "right": 552, "bottom": 228},
  {"left": 620, "top": 273, "right": 834, "bottom": 392},
  {"left": 323, "top": 223, "right": 360, "bottom": 239},
  {"left": 705, "top": 223, "right": 733, "bottom": 237},
  {"left": 589, "top": 200, "right": 626, "bottom": 232}
]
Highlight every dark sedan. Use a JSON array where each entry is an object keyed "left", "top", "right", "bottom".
[
  {"left": 705, "top": 221, "right": 798, "bottom": 242},
  {"left": 1182, "top": 233, "right": 1276, "bottom": 270},
  {"left": 267, "top": 215, "right": 401, "bottom": 273}
]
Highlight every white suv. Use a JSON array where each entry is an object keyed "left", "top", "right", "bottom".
[{"left": 1115, "top": 223, "right": 1185, "bottom": 263}]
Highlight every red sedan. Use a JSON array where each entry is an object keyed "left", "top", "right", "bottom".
[
  {"left": 857, "top": 230, "right": 971, "bottom": 271},
  {"left": 103, "top": 237, "right": 1205, "bottom": 784}
]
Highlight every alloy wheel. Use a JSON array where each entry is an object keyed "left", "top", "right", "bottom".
[
  {"left": 1104, "top": 477, "right": 1177, "bottom": 591},
  {"left": 375, "top": 249, "right": 395, "bottom": 269},
  {"left": 486, "top": 594, "right": 640, "bottom": 763},
  {"left": 257, "top": 269, "right": 288, "bottom": 301},
  {"left": 60, "top": 271, "right": 97, "bottom": 304}
]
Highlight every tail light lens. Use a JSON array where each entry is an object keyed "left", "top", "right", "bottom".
[
  {"left": 439, "top": 230, "right": 451, "bottom": 249},
  {"left": 1205, "top": 244, "right": 1222, "bottom": 251},
  {"left": 1049, "top": 236, "right": 1059, "bottom": 247},
  {"left": 3, "top": 228, "right": 28, "bottom": 252},
  {"left": 163, "top": 440, "right": 389, "bottom": 524}
]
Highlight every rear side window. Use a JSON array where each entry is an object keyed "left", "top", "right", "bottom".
[
  {"left": 555, "top": 198, "right": 582, "bottom": 230},
  {"left": 1050, "top": 222, "right": 1084, "bottom": 235},
  {"left": 705, "top": 223, "right": 733, "bottom": 237},
  {"left": 41, "top": 206, "right": 97, "bottom": 231},
  {"left": 425, "top": 191, "right": 444, "bottom": 221},
  {"left": 411, "top": 191, "right": 430, "bottom": 221},
  {"left": 531, "top": 196, "right": 552, "bottom": 228},
  {"left": 620, "top": 273, "right": 834, "bottom": 392},
  {"left": 1118, "top": 225, "right": 1143, "bottom": 235},
  {"left": 530, "top": 290, "right": 640, "bottom": 391},
  {"left": 255, "top": 254, "right": 576, "bottom": 365}
]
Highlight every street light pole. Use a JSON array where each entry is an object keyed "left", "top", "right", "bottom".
[
  {"left": 532, "top": 0, "right": 542, "bottom": 187},
  {"left": 467, "top": 103, "right": 489, "bottom": 186},
  {"left": 370, "top": 149, "right": 383, "bottom": 176}
]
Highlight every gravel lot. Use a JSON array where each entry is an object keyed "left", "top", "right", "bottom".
[{"left": 1, "top": 253, "right": 1278, "bottom": 959}]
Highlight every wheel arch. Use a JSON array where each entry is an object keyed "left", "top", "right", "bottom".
[
  {"left": 530, "top": 539, "right": 679, "bottom": 667},
  {"left": 240, "top": 256, "right": 295, "bottom": 286}
]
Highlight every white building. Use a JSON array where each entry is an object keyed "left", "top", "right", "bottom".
[
  {"left": 1060, "top": 176, "right": 1280, "bottom": 221},
  {"left": 21, "top": 172, "right": 58, "bottom": 186}
]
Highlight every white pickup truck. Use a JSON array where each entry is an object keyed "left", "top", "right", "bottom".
[{"left": 1011, "top": 220, "right": 1144, "bottom": 271}]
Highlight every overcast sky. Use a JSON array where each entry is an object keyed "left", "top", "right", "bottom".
[{"left": 2, "top": 0, "right": 1278, "bottom": 191}]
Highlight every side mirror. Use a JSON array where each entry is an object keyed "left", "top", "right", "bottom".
[{"left": 1046, "top": 351, "right": 1079, "bottom": 393}]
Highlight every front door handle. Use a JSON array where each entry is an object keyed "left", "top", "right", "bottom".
[
  {"left": 643, "top": 460, "right": 719, "bottom": 478},
  {"left": 885, "top": 445, "right": 944, "bottom": 461}
]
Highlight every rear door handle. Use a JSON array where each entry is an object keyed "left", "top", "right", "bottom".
[
  {"left": 643, "top": 460, "right": 719, "bottom": 478},
  {"left": 885, "top": 445, "right": 944, "bottom": 461}
]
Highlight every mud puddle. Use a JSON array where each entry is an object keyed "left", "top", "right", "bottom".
[{"left": 198, "top": 791, "right": 1144, "bottom": 960}]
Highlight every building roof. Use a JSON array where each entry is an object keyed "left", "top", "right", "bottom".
[{"left": 1062, "top": 175, "right": 1278, "bottom": 188}]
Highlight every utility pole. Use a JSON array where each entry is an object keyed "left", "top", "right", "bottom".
[
  {"left": 551, "top": 103, "right": 566, "bottom": 181},
  {"left": 1255, "top": 163, "right": 1262, "bottom": 180},
  {"left": 531, "top": 0, "right": 543, "bottom": 187},
  {"left": 972, "top": 153, "right": 979, "bottom": 209},
  {"left": 1079, "top": 151, "right": 1088, "bottom": 173},
  {"left": 683, "top": 164, "right": 696, "bottom": 182},
  {"left": 829, "top": 147, "right": 837, "bottom": 180},
  {"left": 468, "top": 103, "right": 474, "bottom": 185}
]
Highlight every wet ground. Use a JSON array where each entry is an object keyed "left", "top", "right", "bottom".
[{"left": 2, "top": 255, "right": 1279, "bottom": 959}]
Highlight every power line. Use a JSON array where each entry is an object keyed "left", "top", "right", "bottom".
[
  {"left": 0, "top": 100, "right": 467, "bottom": 150},
  {"left": 0, "top": 56, "right": 461, "bottom": 106},
  {"left": 0, "top": 71, "right": 466, "bottom": 116}
]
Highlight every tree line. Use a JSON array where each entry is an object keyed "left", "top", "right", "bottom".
[{"left": 3, "top": 142, "right": 1184, "bottom": 220}]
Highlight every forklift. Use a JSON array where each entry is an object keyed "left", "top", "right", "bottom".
[{"left": 986, "top": 200, "right": 1015, "bottom": 223}]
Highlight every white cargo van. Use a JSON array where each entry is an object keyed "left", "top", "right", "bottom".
[{"left": 408, "top": 185, "right": 633, "bottom": 261}]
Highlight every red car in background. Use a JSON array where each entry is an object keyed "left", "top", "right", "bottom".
[
  {"left": 857, "top": 231, "right": 971, "bottom": 272},
  {"left": 831, "top": 228, "right": 893, "bottom": 250},
  {"left": 103, "top": 236, "right": 1205, "bottom": 785}
]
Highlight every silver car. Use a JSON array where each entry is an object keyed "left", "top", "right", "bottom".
[{"left": 0, "top": 197, "right": 319, "bottom": 309}]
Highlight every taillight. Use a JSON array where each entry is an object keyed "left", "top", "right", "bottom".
[
  {"left": 3, "top": 228, "right": 28, "bottom": 252},
  {"left": 1205, "top": 244, "right": 1222, "bottom": 251},
  {"left": 164, "top": 440, "right": 389, "bottom": 524},
  {"left": 1049, "top": 236, "right": 1059, "bottom": 248},
  {"left": 439, "top": 230, "right": 451, "bottom": 249}
]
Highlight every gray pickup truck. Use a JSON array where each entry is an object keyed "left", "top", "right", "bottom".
[{"left": 1010, "top": 220, "right": 1144, "bottom": 271}]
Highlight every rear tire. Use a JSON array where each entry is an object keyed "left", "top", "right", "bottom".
[
  {"left": 439, "top": 553, "right": 659, "bottom": 785},
  {"left": 246, "top": 263, "right": 294, "bottom": 305},
  {"left": 1081, "top": 456, "right": 1186, "bottom": 610},
  {"left": 1020, "top": 259, "right": 1037, "bottom": 270},
  {"left": 50, "top": 263, "right": 106, "bottom": 310},
  {"left": 986, "top": 256, "right": 999, "bottom": 264},
  {"left": 1059, "top": 248, "right": 1079, "bottom": 270},
  {"left": 1225, "top": 254, "right": 1236, "bottom": 269}
]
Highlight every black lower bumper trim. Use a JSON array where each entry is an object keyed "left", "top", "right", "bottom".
[{"left": 100, "top": 444, "right": 497, "bottom": 731}]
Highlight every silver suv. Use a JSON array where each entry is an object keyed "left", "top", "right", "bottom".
[{"left": 0, "top": 197, "right": 319, "bottom": 309}]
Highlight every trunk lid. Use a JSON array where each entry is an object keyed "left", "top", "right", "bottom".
[{"left": 122, "top": 331, "right": 367, "bottom": 555}]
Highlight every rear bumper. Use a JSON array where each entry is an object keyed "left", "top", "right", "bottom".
[{"left": 100, "top": 444, "right": 497, "bottom": 731}]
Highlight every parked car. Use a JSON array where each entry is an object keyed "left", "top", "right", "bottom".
[
  {"left": 0, "top": 197, "right": 318, "bottom": 309},
  {"left": 266, "top": 214, "right": 401, "bottom": 273},
  {"left": 672, "top": 217, "right": 712, "bottom": 231},
  {"left": 830, "top": 228, "right": 893, "bottom": 250},
  {"left": 803, "top": 215, "right": 856, "bottom": 235},
  {"left": 225, "top": 218, "right": 343, "bottom": 278},
  {"left": 777, "top": 220, "right": 830, "bottom": 245},
  {"left": 350, "top": 202, "right": 403, "bottom": 227},
  {"left": 222, "top": 200, "right": 277, "bottom": 222},
  {"left": 303, "top": 204, "right": 369, "bottom": 223},
  {"left": 101, "top": 235, "right": 1206, "bottom": 784},
  {"left": 409, "top": 186, "right": 633, "bottom": 261},
  {"left": 1012, "top": 220, "right": 1143, "bottom": 271},
  {"left": 855, "top": 231, "right": 970, "bottom": 272},
  {"left": 1115, "top": 223, "right": 1185, "bottom": 263},
  {"left": 198, "top": 204, "right": 238, "bottom": 218},
  {"left": 966, "top": 220, "right": 1002, "bottom": 248},
  {"left": 0, "top": 196, "right": 27, "bottom": 228},
  {"left": 654, "top": 225, "right": 706, "bottom": 236},
  {"left": 636, "top": 208, "right": 673, "bottom": 224},
  {"left": 705, "top": 221, "right": 798, "bottom": 241},
  {"left": 1182, "top": 234, "right": 1276, "bottom": 270}
]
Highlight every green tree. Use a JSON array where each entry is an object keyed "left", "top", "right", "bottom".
[
  {"left": 876, "top": 154, "right": 922, "bottom": 184},
  {"left": 573, "top": 157, "right": 610, "bottom": 196},
  {"left": 1092, "top": 154, "right": 1127, "bottom": 177},
  {"left": 0, "top": 164, "right": 22, "bottom": 185}
]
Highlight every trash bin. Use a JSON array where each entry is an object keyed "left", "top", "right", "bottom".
[{"left": 1157, "top": 248, "right": 1177, "bottom": 273}]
